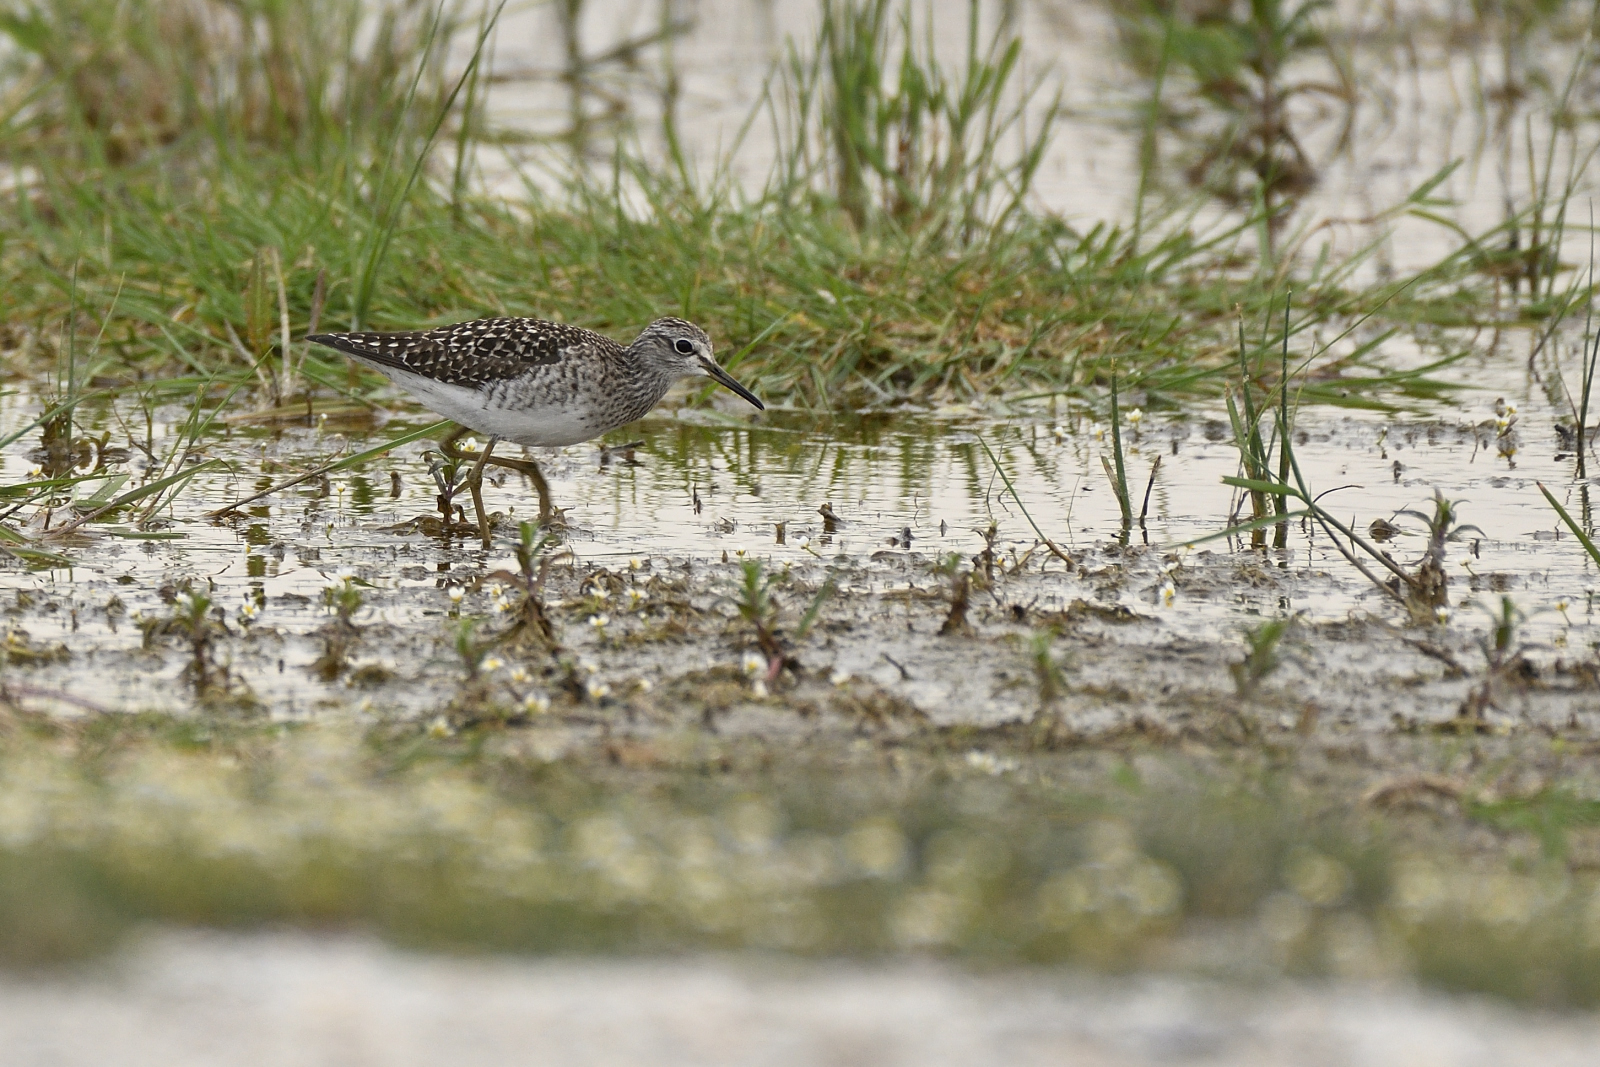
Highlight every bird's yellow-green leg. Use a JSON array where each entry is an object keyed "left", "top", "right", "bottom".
[
  {"left": 484, "top": 453, "right": 555, "bottom": 525},
  {"left": 438, "top": 422, "right": 556, "bottom": 527}
]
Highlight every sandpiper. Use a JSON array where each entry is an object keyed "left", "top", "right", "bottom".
[{"left": 307, "top": 316, "right": 763, "bottom": 543}]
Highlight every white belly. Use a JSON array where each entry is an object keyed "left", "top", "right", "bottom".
[{"left": 380, "top": 367, "right": 600, "bottom": 447}]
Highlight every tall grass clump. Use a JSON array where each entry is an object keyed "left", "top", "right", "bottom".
[
  {"left": 0, "top": 0, "right": 474, "bottom": 168},
  {"left": 766, "top": 0, "right": 1057, "bottom": 241},
  {"left": 0, "top": 0, "right": 513, "bottom": 394},
  {"left": 1226, "top": 299, "right": 1294, "bottom": 549},
  {"left": 1212, "top": 299, "right": 1483, "bottom": 622},
  {"left": 0, "top": 0, "right": 1503, "bottom": 427}
]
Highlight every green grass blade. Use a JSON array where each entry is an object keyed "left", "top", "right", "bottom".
[
  {"left": 1538, "top": 481, "right": 1600, "bottom": 569},
  {"left": 976, "top": 436, "right": 1072, "bottom": 563},
  {"left": 1181, "top": 508, "right": 1314, "bottom": 549},
  {"left": 208, "top": 419, "right": 451, "bottom": 518}
]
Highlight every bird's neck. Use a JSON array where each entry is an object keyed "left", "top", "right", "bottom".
[{"left": 612, "top": 346, "right": 678, "bottom": 424}]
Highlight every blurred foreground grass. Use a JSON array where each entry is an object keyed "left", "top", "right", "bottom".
[{"left": 2, "top": 715, "right": 1600, "bottom": 1009}]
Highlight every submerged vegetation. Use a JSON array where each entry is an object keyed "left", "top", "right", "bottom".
[{"left": 6, "top": 0, "right": 1600, "bottom": 1016}]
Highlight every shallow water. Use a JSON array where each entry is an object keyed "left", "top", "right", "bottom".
[{"left": 3, "top": 325, "right": 1598, "bottom": 722}]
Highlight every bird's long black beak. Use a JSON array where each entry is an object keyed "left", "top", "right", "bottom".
[{"left": 702, "top": 359, "right": 764, "bottom": 411}]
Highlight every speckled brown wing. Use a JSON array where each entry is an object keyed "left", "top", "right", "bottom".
[{"left": 306, "top": 317, "right": 622, "bottom": 387}]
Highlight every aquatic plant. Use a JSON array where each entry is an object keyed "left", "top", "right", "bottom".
[
  {"left": 1457, "top": 596, "right": 1529, "bottom": 723},
  {"left": 793, "top": 569, "right": 839, "bottom": 645},
  {"left": 768, "top": 0, "right": 1057, "bottom": 239},
  {"left": 454, "top": 616, "right": 487, "bottom": 681},
  {"left": 309, "top": 569, "right": 367, "bottom": 682},
  {"left": 1105, "top": 365, "right": 1134, "bottom": 532},
  {"left": 1211, "top": 297, "right": 1480, "bottom": 622},
  {"left": 937, "top": 553, "right": 974, "bottom": 637},
  {"left": 322, "top": 571, "right": 365, "bottom": 632},
  {"left": 485, "top": 521, "right": 559, "bottom": 650},
  {"left": 730, "top": 559, "right": 786, "bottom": 679},
  {"left": 1226, "top": 299, "right": 1294, "bottom": 549},
  {"left": 975, "top": 440, "right": 1073, "bottom": 565},
  {"left": 1549, "top": 274, "right": 1600, "bottom": 478},
  {"left": 426, "top": 444, "right": 474, "bottom": 533},
  {"left": 1029, "top": 630, "right": 1068, "bottom": 706},
  {"left": 1230, "top": 616, "right": 1295, "bottom": 698},
  {"left": 1394, "top": 492, "right": 1482, "bottom": 620},
  {"left": 141, "top": 587, "right": 228, "bottom": 697}
]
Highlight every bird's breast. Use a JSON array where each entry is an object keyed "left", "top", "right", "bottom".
[{"left": 373, "top": 364, "right": 664, "bottom": 448}]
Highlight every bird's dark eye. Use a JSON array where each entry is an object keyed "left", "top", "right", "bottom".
[{"left": 674, "top": 338, "right": 695, "bottom": 355}]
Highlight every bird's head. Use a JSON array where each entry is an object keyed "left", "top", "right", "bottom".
[{"left": 635, "top": 318, "right": 763, "bottom": 410}]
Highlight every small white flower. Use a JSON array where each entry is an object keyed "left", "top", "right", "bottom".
[
  {"left": 492, "top": 596, "right": 513, "bottom": 614},
  {"left": 579, "top": 657, "right": 599, "bottom": 675},
  {"left": 238, "top": 601, "right": 259, "bottom": 621},
  {"left": 1557, "top": 598, "right": 1571, "bottom": 613},
  {"left": 487, "top": 583, "right": 503, "bottom": 600},
  {"left": 627, "top": 588, "right": 649, "bottom": 609},
  {"left": 733, "top": 545, "right": 747, "bottom": 558},
  {"left": 510, "top": 667, "right": 531, "bottom": 684},
  {"left": 522, "top": 693, "right": 551, "bottom": 715},
  {"left": 427, "top": 715, "right": 453, "bottom": 738},
  {"left": 1504, "top": 401, "right": 1518, "bottom": 415},
  {"left": 590, "top": 586, "right": 610, "bottom": 603},
  {"left": 742, "top": 651, "right": 766, "bottom": 676},
  {"left": 629, "top": 556, "right": 644, "bottom": 571},
  {"left": 461, "top": 437, "right": 480, "bottom": 453},
  {"left": 27, "top": 465, "right": 42, "bottom": 478},
  {"left": 830, "top": 669, "right": 851, "bottom": 687},
  {"left": 1160, "top": 581, "right": 1176, "bottom": 604},
  {"left": 635, "top": 678, "right": 653, "bottom": 694},
  {"left": 965, "top": 750, "right": 1020, "bottom": 775},
  {"left": 1435, "top": 605, "right": 1451, "bottom": 625},
  {"left": 481, "top": 655, "right": 504, "bottom": 673},
  {"left": 751, "top": 678, "right": 769, "bottom": 698},
  {"left": 1127, "top": 408, "right": 1144, "bottom": 426},
  {"left": 589, "top": 614, "right": 610, "bottom": 630},
  {"left": 585, "top": 678, "right": 611, "bottom": 701},
  {"left": 447, "top": 586, "right": 464, "bottom": 604}
]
